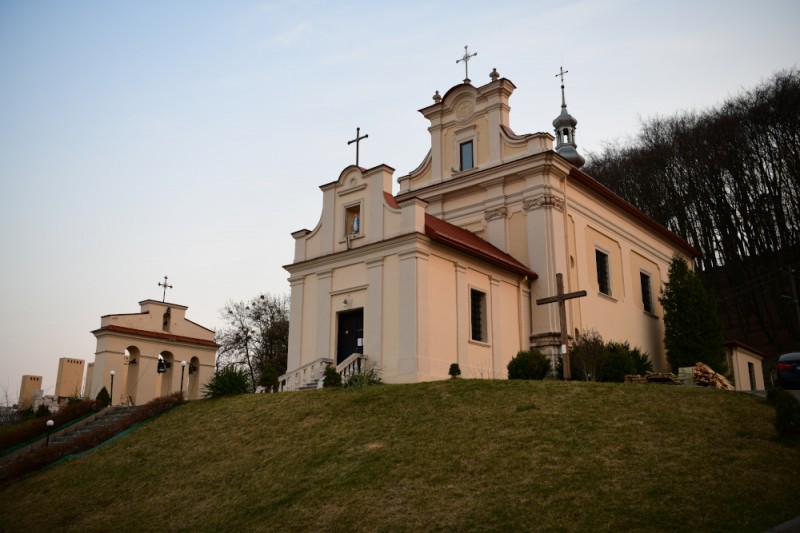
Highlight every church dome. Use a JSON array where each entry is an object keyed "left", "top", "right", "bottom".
[{"left": 553, "top": 107, "right": 578, "bottom": 129}]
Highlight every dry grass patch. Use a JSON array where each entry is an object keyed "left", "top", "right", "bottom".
[{"left": 0, "top": 380, "right": 798, "bottom": 532}]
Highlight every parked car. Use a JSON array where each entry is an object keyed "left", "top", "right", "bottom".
[{"left": 776, "top": 352, "right": 800, "bottom": 390}]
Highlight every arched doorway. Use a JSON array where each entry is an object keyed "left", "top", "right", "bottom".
[{"left": 124, "top": 347, "right": 141, "bottom": 405}]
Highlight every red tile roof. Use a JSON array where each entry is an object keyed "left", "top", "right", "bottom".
[
  {"left": 92, "top": 325, "right": 219, "bottom": 348},
  {"left": 424, "top": 214, "right": 537, "bottom": 278},
  {"left": 385, "top": 190, "right": 536, "bottom": 278}
]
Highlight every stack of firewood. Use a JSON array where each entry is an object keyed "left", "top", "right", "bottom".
[
  {"left": 645, "top": 371, "right": 681, "bottom": 385},
  {"left": 692, "top": 362, "right": 734, "bottom": 390}
]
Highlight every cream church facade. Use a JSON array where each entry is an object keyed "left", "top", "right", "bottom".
[{"left": 280, "top": 69, "right": 697, "bottom": 390}]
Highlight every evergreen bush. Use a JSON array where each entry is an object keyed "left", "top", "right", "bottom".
[
  {"left": 203, "top": 365, "right": 251, "bottom": 398},
  {"left": 258, "top": 367, "right": 279, "bottom": 392},
  {"left": 508, "top": 349, "right": 550, "bottom": 380},
  {"left": 323, "top": 365, "right": 342, "bottom": 388},
  {"left": 95, "top": 386, "right": 111, "bottom": 407},
  {"left": 603, "top": 342, "right": 637, "bottom": 382},
  {"left": 448, "top": 363, "right": 462, "bottom": 379}
]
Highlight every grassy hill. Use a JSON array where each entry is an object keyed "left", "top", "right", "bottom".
[{"left": 1, "top": 379, "right": 798, "bottom": 532}]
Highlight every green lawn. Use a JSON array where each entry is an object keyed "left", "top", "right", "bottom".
[{"left": 1, "top": 379, "right": 798, "bottom": 532}]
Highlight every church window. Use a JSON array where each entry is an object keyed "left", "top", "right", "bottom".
[
  {"left": 345, "top": 205, "right": 361, "bottom": 236},
  {"left": 470, "top": 288, "right": 487, "bottom": 342},
  {"left": 640, "top": 272, "right": 654, "bottom": 313},
  {"left": 460, "top": 140, "right": 474, "bottom": 171},
  {"left": 595, "top": 250, "right": 611, "bottom": 296}
]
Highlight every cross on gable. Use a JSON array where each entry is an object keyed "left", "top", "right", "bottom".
[
  {"left": 456, "top": 45, "right": 477, "bottom": 83},
  {"left": 158, "top": 275, "right": 173, "bottom": 302},
  {"left": 347, "top": 127, "right": 368, "bottom": 167},
  {"left": 535, "top": 273, "right": 587, "bottom": 380}
]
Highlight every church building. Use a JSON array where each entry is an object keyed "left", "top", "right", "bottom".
[{"left": 280, "top": 65, "right": 697, "bottom": 390}]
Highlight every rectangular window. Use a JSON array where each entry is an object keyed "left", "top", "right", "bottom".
[
  {"left": 596, "top": 249, "right": 610, "bottom": 296},
  {"left": 460, "top": 140, "right": 474, "bottom": 171},
  {"left": 640, "top": 272, "right": 653, "bottom": 313},
  {"left": 470, "top": 288, "right": 487, "bottom": 342}
]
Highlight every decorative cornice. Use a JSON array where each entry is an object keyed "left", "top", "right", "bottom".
[
  {"left": 523, "top": 193, "right": 564, "bottom": 212},
  {"left": 484, "top": 207, "right": 508, "bottom": 221}
]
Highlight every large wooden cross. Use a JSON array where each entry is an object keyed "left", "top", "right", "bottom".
[
  {"left": 535, "top": 273, "right": 586, "bottom": 380},
  {"left": 347, "top": 127, "right": 368, "bottom": 167}
]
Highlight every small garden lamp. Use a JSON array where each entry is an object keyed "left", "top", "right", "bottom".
[
  {"left": 46, "top": 419, "right": 54, "bottom": 448},
  {"left": 110, "top": 370, "right": 115, "bottom": 406},
  {"left": 180, "top": 360, "right": 187, "bottom": 396}
]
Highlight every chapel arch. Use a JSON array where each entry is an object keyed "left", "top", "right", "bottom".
[
  {"left": 188, "top": 356, "right": 201, "bottom": 400},
  {"left": 124, "top": 346, "right": 141, "bottom": 405},
  {"left": 159, "top": 351, "right": 175, "bottom": 397}
]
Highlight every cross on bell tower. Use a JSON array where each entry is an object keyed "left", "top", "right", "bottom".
[
  {"left": 552, "top": 65, "right": 585, "bottom": 168},
  {"left": 158, "top": 275, "right": 173, "bottom": 302}
]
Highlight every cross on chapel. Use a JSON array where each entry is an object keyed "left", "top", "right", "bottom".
[
  {"left": 535, "top": 273, "right": 587, "bottom": 380},
  {"left": 456, "top": 45, "right": 477, "bottom": 83},
  {"left": 347, "top": 127, "right": 368, "bottom": 167},
  {"left": 158, "top": 275, "right": 173, "bottom": 302}
]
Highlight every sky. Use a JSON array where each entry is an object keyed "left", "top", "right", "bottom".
[{"left": 1, "top": 0, "right": 798, "bottom": 404}]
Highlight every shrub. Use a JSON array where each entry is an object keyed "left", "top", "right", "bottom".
[
  {"left": 603, "top": 345, "right": 636, "bottom": 382},
  {"left": 323, "top": 365, "right": 342, "bottom": 388},
  {"left": 203, "top": 366, "right": 251, "bottom": 398},
  {"left": 343, "top": 367, "right": 382, "bottom": 389},
  {"left": 570, "top": 333, "right": 652, "bottom": 382},
  {"left": 258, "top": 367, "right": 279, "bottom": 392},
  {"left": 629, "top": 346, "right": 654, "bottom": 375},
  {"left": 448, "top": 363, "right": 462, "bottom": 379},
  {"left": 34, "top": 404, "right": 50, "bottom": 418},
  {"left": 570, "top": 330, "right": 606, "bottom": 381},
  {"left": 772, "top": 388, "right": 800, "bottom": 437},
  {"left": 508, "top": 349, "right": 550, "bottom": 380},
  {"left": 95, "top": 387, "right": 111, "bottom": 407}
]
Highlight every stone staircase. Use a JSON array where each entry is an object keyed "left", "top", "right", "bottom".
[
  {"left": 298, "top": 379, "right": 322, "bottom": 391},
  {"left": 49, "top": 406, "right": 138, "bottom": 447},
  {"left": 0, "top": 406, "right": 139, "bottom": 471}
]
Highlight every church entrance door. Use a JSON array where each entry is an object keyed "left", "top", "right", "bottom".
[{"left": 336, "top": 309, "right": 363, "bottom": 364}]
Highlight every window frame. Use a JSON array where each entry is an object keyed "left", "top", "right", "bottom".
[
  {"left": 460, "top": 140, "right": 474, "bottom": 171},
  {"left": 469, "top": 287, "right": 488, "bottom": 343},
  {"left": 640, "top": 270, "right": 654, "bottom": 313},
  {"left": 595, "top": 248, "right": 611, "bottom": 296}
]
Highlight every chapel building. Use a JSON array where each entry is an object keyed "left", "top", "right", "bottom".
[
  {"left": 88, "top": 299, "right": 218, "bottom": 405},
  {"left": 280, "top": 68, "right": 697, "bottom": 390}
]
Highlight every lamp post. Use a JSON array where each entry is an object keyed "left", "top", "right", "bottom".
[
  {"left": 46, "top": 419, "right": 54, "bottom": 448},
  {"left": 110, "top": 370, "right": 115, "bottom": 406},
  {"left": 180, "top": 361, "right": 187, "bottom": 397}
]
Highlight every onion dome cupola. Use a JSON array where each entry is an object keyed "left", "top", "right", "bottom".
[{"left": 552, "top": 67, "right": 585, "bottom": 168}]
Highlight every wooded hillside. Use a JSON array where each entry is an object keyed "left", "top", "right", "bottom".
[{"left": 585, "top": 69, "right": 800, "bottom": 365}]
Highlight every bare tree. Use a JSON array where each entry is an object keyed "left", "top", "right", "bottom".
[{"left": 216, "top": 293, "right": 290, "bottom": 391}]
